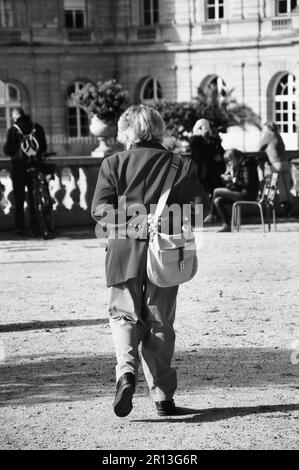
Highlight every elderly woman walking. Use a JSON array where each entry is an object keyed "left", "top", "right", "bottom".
[{"left": 91, "top": 105, "right": 210, "bottom": 418}]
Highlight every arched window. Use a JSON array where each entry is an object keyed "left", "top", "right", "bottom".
[
  {"left": 140, "top": 77, "right": 163, "bottom": 103},
  {"left": 67, "top": 81, "right": 89, "bottom": 138},
  {"left": 0, "top": 81, "right": 21, "bottom": 133},
  {"left": 274, "top": 73, "right": 296, "bottom": 137}
]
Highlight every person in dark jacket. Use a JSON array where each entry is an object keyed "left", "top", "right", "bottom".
[
  {"left": 189, "top": 118, "right": 226, "bottom": 197},
  {"left": 91, "top": 105, "right": 210, "bottom": 418},
  {"left": 205, "top": 148, "right": 259, "bottom": 232},
  {"left": 3, "top": 107, "right": 47, "bottom": 235}
]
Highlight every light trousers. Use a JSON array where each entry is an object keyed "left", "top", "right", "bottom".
[{"left": 108, "top": 274, "right": 178, "bottom": 402}]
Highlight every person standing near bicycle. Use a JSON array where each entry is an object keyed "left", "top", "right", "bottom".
[{"left": 3, "top": 107, "right": 47, "bottom": 236}]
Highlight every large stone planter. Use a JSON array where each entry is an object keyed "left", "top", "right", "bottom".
[{"left": 89, "top": 115, "right": 117, "bottom": 158}]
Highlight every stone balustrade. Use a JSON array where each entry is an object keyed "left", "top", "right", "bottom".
[
  {"left": 0, "top": 152, "right": 298, "bottom": 232},
  {"left": 0, "top": 156, "right": 102, "bottom": 231}
]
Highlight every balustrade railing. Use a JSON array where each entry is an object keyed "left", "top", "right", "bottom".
[
  {"left": 0, "top": 29, "right": 22, "bottom": 42},
  {"left": 0, "top": 153, "right": 298, "bottom": 231},
  {"left": 0, "top": 156, "right": 102, "bottom": 231},
  {"left": 201, "top": 23, "right": 222, "bottom": 35},
  {"left": 271, "top": 18, "right": 292, "bottom": 31}
]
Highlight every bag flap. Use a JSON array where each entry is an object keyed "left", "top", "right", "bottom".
[
  {"left": 156, "top": 231, "right": 195, "bottom": 247},
  {"left": 159, "top": 245, "right": 197, "bottom": 264}
]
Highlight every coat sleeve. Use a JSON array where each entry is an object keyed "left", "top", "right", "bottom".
[
  {"left": 215, "top": 141, "right": 226, "bottom": 174},
  {"left": 3, "top": 127, "right": 20, "bottom": 157},
  {"left": 91, "top": 157, "right": 119, "bottom": 231},
  {"left": 36, "top": 124, "right": 48, "bottom": 154},
  {"left": 182, "top": 159, "right": 211, "bottom": 226},
  {"left": 238, "top": 166, "right": 251, "bottom": 191},
  {"left": 234, "top": 163, "right": 258, "bottom": 197}
]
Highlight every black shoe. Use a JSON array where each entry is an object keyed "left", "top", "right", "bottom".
[
  {"left": 155, "top": 399, "right": 176, "bottom": 416},
  {"left": 113, "top": 373, "right": 135, "bottom": 418}
]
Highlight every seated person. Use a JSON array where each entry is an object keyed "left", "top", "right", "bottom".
[{"left": 205, "top": 148, "right": 259, "bottom": 232}]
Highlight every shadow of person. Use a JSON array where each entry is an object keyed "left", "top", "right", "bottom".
[
  {"left": 0, "top": 318, "right": 108, "bottom": 333},
  {"left": 132, "top": 403, "right": 299, "bottom": 423}
]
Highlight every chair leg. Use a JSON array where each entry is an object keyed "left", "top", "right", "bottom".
[
  {"left": 231, "top": 204, "right": 236, "bottom": 232},
  {"left": 231, "top": 203, "right": 240, "bottom": 232},
  {"left": 273, "top": 207, "right": 277, "bottom": 231},
  {"left": 259, "top": 204, "right": 265, "bottom": 232},
  {"left": 266, "top": 203, "right": 271, "bottom": 231},
  {"left": 236, "top": 205, "right": 241, "bottom": 231}
]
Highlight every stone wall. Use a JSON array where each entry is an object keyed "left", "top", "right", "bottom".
[{"left": 0, "top": 0, "right": 299, "bottom": 156}]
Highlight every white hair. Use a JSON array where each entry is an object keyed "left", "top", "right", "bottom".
[
  {"left": 192, "top": 118, "right": 212, "bottom": 136},
  {"left": 117, "top": 105, "right": 166, "bottom": 147}
]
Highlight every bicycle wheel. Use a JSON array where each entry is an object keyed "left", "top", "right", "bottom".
[
  {"left": 40, "top": 183, "right": 55, "bottom": 239},
  {"left": 32, "top": 177, "right": 55, "bottom": 239}
]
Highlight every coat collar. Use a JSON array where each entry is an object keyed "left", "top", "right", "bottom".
[{"left": 132, "top": 141, "right": 167, "bottom": 151}]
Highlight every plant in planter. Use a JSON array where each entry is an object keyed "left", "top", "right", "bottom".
[{"left": 72, "top": 79, "right": 129, "bottom": 157}]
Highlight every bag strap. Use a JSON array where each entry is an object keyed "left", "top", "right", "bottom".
[
  {"left": 14, "top": 123, "right": 35, "bottom": 136},
  {"left": 154, "top": 153, "right": 181, "bottom": 218},
  {"left": 13, "top": 123, "right": 24, "bottom": 135}
]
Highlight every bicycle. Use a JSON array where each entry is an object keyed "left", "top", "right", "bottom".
[{"left": 26, "top": 152, "right": 57, "bottom": 239}]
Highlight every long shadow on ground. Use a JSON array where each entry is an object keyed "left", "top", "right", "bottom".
[
  {"left": 0, "top": 318, "right": 108, "bottom": 333},
  {"left": 0, "top": 226, "right": 96, "bottom": 241},
  {"left": 132, "top": 403, "right": 299, "bottom": 423},
  {"left": 0, "top": 348, "right": 297, "bottom": 407}
]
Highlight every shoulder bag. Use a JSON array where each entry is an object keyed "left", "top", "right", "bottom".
[{"left": 147, "top": 154, "right": 198, "bottom": 287}]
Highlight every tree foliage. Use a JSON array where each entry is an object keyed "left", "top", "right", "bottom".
[{"left": 154, "top": 84, "right": 261, "bottom": 141}]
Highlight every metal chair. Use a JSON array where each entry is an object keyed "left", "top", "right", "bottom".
[{"left": 231, "top": 173, "right": 279, "bottom": 232}]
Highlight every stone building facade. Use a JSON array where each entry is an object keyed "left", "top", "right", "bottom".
[{"left": 0, "top": 0, "right": 298, "bottom": 155}]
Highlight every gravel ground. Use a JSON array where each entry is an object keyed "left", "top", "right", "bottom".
[{"left": 0, "top": 222, "right": 298, "bottom": 450}]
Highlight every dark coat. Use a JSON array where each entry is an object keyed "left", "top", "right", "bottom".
[
  {"left": 227, "top": 156, "right": 259, "bottom": 200},
  {"left": 189, "top": 135, "right": 226, "bottom": 195},
  {"left": 91, "top": 142, "right": 210, "bottom": 287},
  {"left": 3, "top": 115, "right": 47, "bottom": 162}
]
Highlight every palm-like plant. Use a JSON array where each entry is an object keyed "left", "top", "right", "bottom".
[
  {"left": 196, "top": 84, "right": 261, "bottom": 133},
  {"left": 154, "top": 84, "right": 261, "bottom": 141}
]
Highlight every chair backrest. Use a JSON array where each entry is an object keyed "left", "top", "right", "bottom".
[{"left": 259, "top": 173, "right": 279, "bottom": 204}]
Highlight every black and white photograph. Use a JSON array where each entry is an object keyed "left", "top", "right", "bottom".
[{"left": 0, "top": 0, "right": 298, "bottom": 455}]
